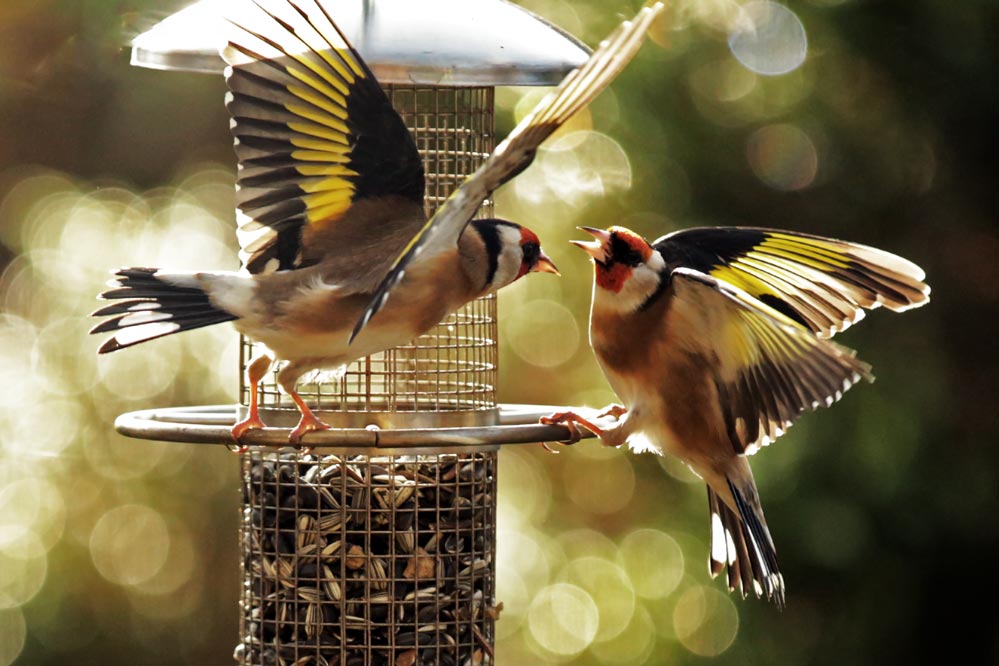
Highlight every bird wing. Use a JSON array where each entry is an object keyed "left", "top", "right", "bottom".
[
  {"left": 669, "top": 268, "right": 874, "bottom": 455},
  {"left": 656, "top": 227, "right": 930, "bottom": 338},
  {"left": 221, "top": 0, "right": 425, "bottom": 275},
  {"left": 350, "top": 2, "right": 666, "bottom": 342}
]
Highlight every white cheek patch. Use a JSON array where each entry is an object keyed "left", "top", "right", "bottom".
[
  {"left": 626, "top": 264, "right": 662, "bottom": 298},
  {"left": 489, "top": 225, "right": 525, "bottom": 290}
]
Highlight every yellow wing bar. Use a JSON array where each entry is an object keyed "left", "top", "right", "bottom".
[
  {"left": 657, "top": 227, "right": 930, "bottom": 338},
  {"left": 222, "top": 0, "right": 424, "bottom": 274}
]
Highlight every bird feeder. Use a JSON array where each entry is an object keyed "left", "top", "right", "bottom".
[{"left": 116, "top": 1, "right": 594, "bottom": 665}]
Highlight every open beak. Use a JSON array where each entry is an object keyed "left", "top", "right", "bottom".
[
  {"left": 570, "top": 226, "right": 612, "bottom": 264},
  {"left": 533, "top": 251, "right": 560, "bottom": 276}
]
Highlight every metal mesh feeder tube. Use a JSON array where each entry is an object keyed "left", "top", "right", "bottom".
[
  {"left": 121, "top": 1, "right": 593, "bottom": 665},
  {"left": 236, "top": 80, "right": 502, "bottom": 665},
  {"left": 237, "top": 450, "right": 498, "bottom": 666},
  {"left": 240, "top": 85, "right": 502, "bottom": 431}
]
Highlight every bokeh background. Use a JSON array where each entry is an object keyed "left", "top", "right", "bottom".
[{"left": 1, "top": 0, "right": 996, "bottom": 664}]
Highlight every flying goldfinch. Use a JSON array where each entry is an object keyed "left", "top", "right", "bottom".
[
  {"left": 546, "top": 225, "right": 930, "bottom": 606},
  {"left": 91, "top": 0, "right": 664, "bottom": 445}
]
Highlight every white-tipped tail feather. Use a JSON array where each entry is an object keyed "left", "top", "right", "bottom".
[
  {"left": 707, "top": 480, "right": 786, "bottom": 608},
  {"left": 91, "top": 268, "right": 239, "bottom": 353}
]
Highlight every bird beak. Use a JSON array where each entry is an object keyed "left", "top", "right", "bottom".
[
  {"left": 533, "top": 252, "right": 561, "bottom": 276},
  {"left": 570, "top": 226, "right": 612, "bottom": 264}
]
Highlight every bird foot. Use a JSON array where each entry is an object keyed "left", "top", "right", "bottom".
[
  {"left": 229, "top": 414, "right": 268, "bottom": 453},
  {"left": 597, "top": 403, "right": 627, "bottom": 420},
  {"left": 540, "top": 410, "right": 605, "bottom": 450},
  {"left": 288, "top": 414, "right": 332, "bottom": 449}
]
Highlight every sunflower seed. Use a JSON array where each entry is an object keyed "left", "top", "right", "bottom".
[
  {"left": 321, "top": 566, "right": 341, "bottom": 602},
  {"left": 241, "top": 452, "right": 498, "bottom": 664},
  {"left": 305, "top": 603, "right": 323, "bottom": 639}
]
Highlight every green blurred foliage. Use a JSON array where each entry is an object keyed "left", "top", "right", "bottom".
[{"left": 1, "top": 0, "right": 997, "bottom": 664}]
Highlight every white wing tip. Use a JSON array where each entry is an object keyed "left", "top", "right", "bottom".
[{"left": 112, "top": 322, "right": 182, "bottom": 347}]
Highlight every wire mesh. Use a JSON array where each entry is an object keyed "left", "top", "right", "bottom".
[
  {"left": 237, "top": 450, "right": 499, "bottom": 666},
  {"left": 240, "top": 86, "right": 498, "bottom": 422},
  {"left": 234, "top": 85, "right": 501, "bottom": 666}
]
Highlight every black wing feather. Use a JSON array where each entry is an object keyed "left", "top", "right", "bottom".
[
  {"left": 222, "top": 0, "right": 425, "bottom": 273},
  {"left": 656, "top": 226, "right": 930, "bottom": 338}
]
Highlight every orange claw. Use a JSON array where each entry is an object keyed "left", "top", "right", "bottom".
[
  {"left": 231, "top": 413, "right": 265, "bottom": 441},
  {"left": 598, "top": 404, "right": 627, "bottom": 420},
  {"left": 540, "top": 410, "right": 606, "bottom": 450},
  {"left": 288, "top": 414, "right": 331, "bottom": 449},
  {"left": 539, "top": 416, "right": 577, "bottom": 451}
]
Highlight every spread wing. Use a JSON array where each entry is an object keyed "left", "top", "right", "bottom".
[
  {"left": 670, "top": 268, "right": 874, "bottom": 455},
  {"left": 656, "top": 227, "right": 930, "bottom": 338},
  {"left": 222, "top": 0, "right": 425, "bottom": 274},
  {"left": 350, "top": 1, "right": 666, "bottom": 342}
]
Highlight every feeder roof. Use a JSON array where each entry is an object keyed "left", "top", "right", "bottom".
[{"left": 130, "top": 0, "right": 591, "bottom": 85}]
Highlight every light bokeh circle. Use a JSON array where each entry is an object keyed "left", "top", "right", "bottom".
[
  {"left": 505, "top": 298, "right": 580, "bottom": 368},
  {"left": 89, "top": 504, "right": 170, "bottom": 587},
  {"left": 497, "top": 447, "right": 552, "bottom": 526},
  {"left": 747, "top": 123, "right": 819, "bottom": 191},
  {"left": 0, "top": 477, "right": 66, "bottom": 550},
  {"left": 563, "top": 448, "right": 636, "bottom": 515},
  {"left": 728, "top": 2, "right": 808, "bottom": 76},
  {"left": 494, "top": 561, "right": 530, "bottom": 640},
  {"left": 558, "top": 556, "right": 636, "bottom": 642},
  {"left": 618, "top": 528, "right": 685, "bottom": 600},
  {"left": 0, "top": 528, "right": 48, "bottom": 609},
  {"left": 528, "top": 582, "right": 600, "bottom": 657},
  {"left": 0, "top": 607, "right": 26, "bottom": 666},
  {"left": 589, "top": 603, "right": 656, "bottom": 666},
  {"left": 673, "top": 585, "right": 740, "bottom": 656}
]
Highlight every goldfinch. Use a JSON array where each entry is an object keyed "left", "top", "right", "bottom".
[
  {"left": 546, "top": 225, "right": 930, "bottom": 606},
  {"left": 91, "top": 0, "right": 664, "bottom": 445}
]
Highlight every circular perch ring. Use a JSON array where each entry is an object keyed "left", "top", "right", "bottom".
[{"left": 115, "top": 403, "right": 596, "bottom": 454}]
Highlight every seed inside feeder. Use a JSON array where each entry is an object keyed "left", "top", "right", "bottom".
[{"left": 239, "top": 452, "right": 498, "bottom": 666}]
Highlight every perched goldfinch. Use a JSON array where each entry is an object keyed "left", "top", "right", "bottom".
[
  {"left": 547, "top": 225, "right": 930, "bottom": 606},
  {"left": 91, "top": 0, "right": 664, "bottom": 445}
]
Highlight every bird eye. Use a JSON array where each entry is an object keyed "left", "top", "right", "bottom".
[
  {"left": 609, "top": 234, "right": 645, "bottom": 266},
  {"left": 522, "top": 241, "right": 541, "bottom": 265}
]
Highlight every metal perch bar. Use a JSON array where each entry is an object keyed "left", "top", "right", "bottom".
[{"left": 115, "top": 404, "right": 598, "bottom": 453}]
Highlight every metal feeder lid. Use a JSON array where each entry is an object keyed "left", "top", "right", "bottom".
[{"left": 130, "top": 0, "right": 591, "bottom": 85}]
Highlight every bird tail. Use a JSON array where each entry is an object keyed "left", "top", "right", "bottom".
[
  {"left": 90, "top": 268, "right": 237, "bottom": 353},
  {"left": 707, "top": 474, "right": 786, "bottom": 608}
]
